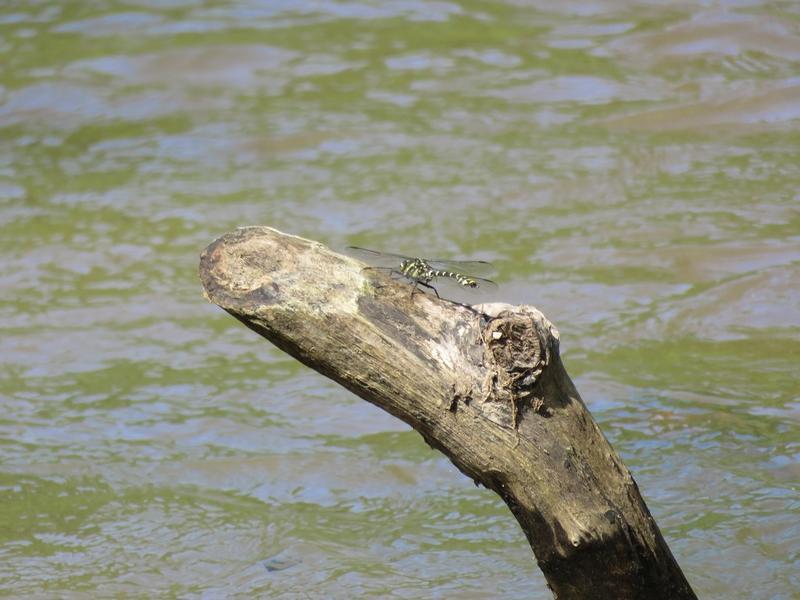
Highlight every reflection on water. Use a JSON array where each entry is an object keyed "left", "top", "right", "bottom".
[{"left": 1, "top": 1, "right": 798, "bottom": 598}]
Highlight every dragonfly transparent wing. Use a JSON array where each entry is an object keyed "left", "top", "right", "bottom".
[
  {"left": 346, "top": 246, "right": 497, "bottom": 278},
  {"left": 467, "top": 275, "right": 498, "bottom": 290},
  {"left": 424, "top": 258, "right": 496, "bottom": 278},
  {"left": 434, "top": 274, "right": 498, "bottom": 291},
  {"left": 345, "top": 246, "right": 411, "bottom": 268}
]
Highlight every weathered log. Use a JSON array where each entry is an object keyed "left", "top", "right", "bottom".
[{"left": 199, "top": 226, "right": 696, "bottom": 600}]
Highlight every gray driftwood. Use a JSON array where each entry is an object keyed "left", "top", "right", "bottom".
[{"left": 199, "top": 226, "right": 696, "bottom": 600}]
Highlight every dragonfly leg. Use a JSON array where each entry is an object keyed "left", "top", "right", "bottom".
[{"left": 416, "top": 280, "right": 440, "bottom": 299}]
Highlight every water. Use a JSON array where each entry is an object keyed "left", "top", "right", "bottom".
[{"left": 1, "top": 2, "right": 798, "bottom": 598}]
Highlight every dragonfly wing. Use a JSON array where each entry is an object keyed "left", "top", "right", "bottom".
[
  {"left": 430, "top": 274, "right": 498, "bottom": 292},
  {"left": 345, "top": 246, "right": 413, "bottom": 267},
  {"left": 346, "top": 247, "right": 497, "bottom": 279},
  {"left": 466, "top": 275, "right": 498, "bottom": 290},
  {"left": 425, "top": 259, "right": 497, "bottom": 278}
]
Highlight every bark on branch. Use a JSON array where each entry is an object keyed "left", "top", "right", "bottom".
[{"left": 199, "top": 226, "right": 696, "bottom": 600}]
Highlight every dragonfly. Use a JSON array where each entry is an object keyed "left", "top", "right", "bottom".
[{"left": 347, "top": 246, "right": 497, "bottom": 299}]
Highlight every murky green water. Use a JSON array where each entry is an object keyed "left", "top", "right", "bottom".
[{"left": 1, "top": 1, "right": 798, "bottom": 598}]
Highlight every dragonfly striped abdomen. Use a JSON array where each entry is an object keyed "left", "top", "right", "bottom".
[{"left": 347, "top": 246, "right": 497, "bottom": 298}]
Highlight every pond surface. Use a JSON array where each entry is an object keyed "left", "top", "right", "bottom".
[{"left": 1, "top": 1, "right": 798, "bottom": 598}]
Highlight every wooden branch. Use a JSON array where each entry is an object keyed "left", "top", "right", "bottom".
[{"left": 199, "top": 226, "right": 697, "bottom": 600}]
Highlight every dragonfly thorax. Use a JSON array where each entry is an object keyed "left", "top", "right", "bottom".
[{"left": 399, "top": 258, "right": 435, "bottom": 283}]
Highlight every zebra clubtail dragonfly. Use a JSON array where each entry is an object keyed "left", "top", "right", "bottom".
[{"left": 347, "top": 246, "right": 497, "bottom": 299}]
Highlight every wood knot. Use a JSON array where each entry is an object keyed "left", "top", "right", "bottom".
[{"left": 481, "top": 313, "right": 551, "bottom": 427}]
